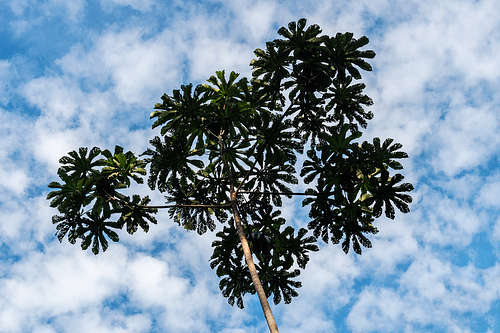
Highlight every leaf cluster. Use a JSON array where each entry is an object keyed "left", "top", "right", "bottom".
[
  {"left": 47, "top": 146, "right": 157, "bottom": 254},
  {"left": 210, "top": 205, "right": 319, "bottom": 308},
  {"left": 47, "top": 18, "right": 414, "bottom": 309}
]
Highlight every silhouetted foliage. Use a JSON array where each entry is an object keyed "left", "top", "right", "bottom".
[{"left": 47, "top": 18, "right": 413, "bottom": 313}]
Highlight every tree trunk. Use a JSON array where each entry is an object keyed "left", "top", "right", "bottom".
[{"left": 230, "top": 192, "right": 280, "bottom": 333}]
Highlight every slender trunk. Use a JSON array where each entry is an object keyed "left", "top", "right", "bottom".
[{"left": 231, "top": 192, "right": 280, "bottom": 333}]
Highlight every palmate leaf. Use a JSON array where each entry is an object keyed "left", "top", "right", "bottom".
[
  {"left": 58, "top": 146, "right": 103, "bottom": 178},
  {"left": 260, "top": 266, "right": 302, "bottom": 305},
  {"left": 100, "top": 146, "right": 146, "bottom": 186},
  {"left": 245, "top": 162, "right": 298, "bottom": 207},
  {"left": 318, "top": 124, "right": 361, "bottom": 162},
  {"left": 201, "top": 71, "right": 257, "bottom": 139},
  {"left": 324, "top": 76, "right": 374, "bottom": 131},
  {"left": 246, "top": 230, "right": 274, "bottom": 256},
  {"left": 275, "top": 227, "right": 319, "bottom": 269},
  {"left": 306, "top": 189, "right": 380, "bottom": 254},
  {"left": 242, "top": 207, "right": 318, "bottom": 302},
  {"left": 116, "top": 195, "right": 158, "bottom": 234},
  {"left": 360, "top": 137, "right": 409, "bottom": 171},
  {"left": 168, "top": 205, "right": 217, "bottom": 235},
  {"left": 52, "top": 209, "right": 121, "bottom": 254},
  {"left": 250, "top": 41, "right": 291, "bottom": 102},
  {"left": 275, "top": 19, "right": 331, "bottom": 93},
  {"left": 210, "top": 224, "right": 254, "bottom": 308},
  {"left": 246, "top": 211, "right": 320, "bottom": 270},
  {"left": 49, "top": 145, "right": 160, "bottom": 254},
  {"left": 338, "top": 203, "right": 378, "bottom": 255},
  {"left": 208, "top": 134, "right": 253, "bottom": 176},
  {"left": 364, "top": 170, "right": 414, "bottom": 219},
  {"left": 323, "top": 32, "right": 375, "bottom": 80},
  {"left": 303, "top": 171, "right": 377, "bottom": 255},
  {"left": 300, "top": 149, "right": 324, "bottom": 185},
  {"left": 52, "top": 213, "right": 85, "bottom": 244},
  {"left": 300, "top": 125, "right": 361, "bottom": 195},
  {"left": 150, "top": 83, "right": 212, "bottom": 143},
  {"left": 242, "top": 204, "right": 283, "bottom": 257},
  {"left": 251, "top": 112, "right": 302, "bottom": 165},
  {"left": 47, "top": 169, "right": 93, "bottom": 214},
  {"left": 143, "top": 135, "right": 201, "bottom": 192},
  {"left": 306, "top": 190, "right": 342, "bottom": 243},
  {"left": 78, "top": 210, "right": 122, "bottom": 255},
  {"left": 242, "top": 208, "right": 309, "bottom": 304},
  {"left": 164, "top": 179, "right": 219, "bottom": 235},
  {"left": 275, "top": 18, "right": 325, "bottom": 65},
  {"left": 210, "top": 214, "right": 317, "bottom": 308}
]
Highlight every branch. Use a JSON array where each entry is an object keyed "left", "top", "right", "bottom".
[
  {"left": 142, "top": 203, "right": 232, "bottom": 209},
  {"left": 238, "top": 190, "right": 335, "bottom": 196},
  {"left": 107, "top": 194, "right": 231, "bottom": 210}
]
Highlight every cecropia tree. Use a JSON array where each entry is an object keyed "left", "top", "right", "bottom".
[{"left": 47, "top": 18, "right": 413, "bottom": 333}]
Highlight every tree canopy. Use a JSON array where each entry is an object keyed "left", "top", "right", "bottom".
[{"left": 47, "top": 18, "right": 413, "bottom": 332}]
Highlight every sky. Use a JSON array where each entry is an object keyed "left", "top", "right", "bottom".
[{"left": 0, "top": 0, "right": 499, "bottom": 332}]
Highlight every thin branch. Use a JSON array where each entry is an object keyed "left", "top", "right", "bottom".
[
  {"left": 238, "top": 190, "right": 335, "bottom": 196},
  {"left": 142, "top": 203, "right": 232, "bottom": 209},
  {"left": 107, "top": 194, "right": 231, "bottom": 210}
]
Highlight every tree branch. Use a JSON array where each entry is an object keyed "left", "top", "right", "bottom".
[
  {"left": 143, "top": 203, "right": 232, "bottom": 209},
  {"left": 238, "top": 190, "right": 335, "bottom": 196},
  {"left": 107, "top": 194, "right": 231, "bottom": 210}
]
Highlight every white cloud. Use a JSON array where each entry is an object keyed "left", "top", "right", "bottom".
[
  {"left": 126, "top": 255, "right": 189, "bottom": 306},
  {"left": 0, "top": 168, "right": 29, "bottom": 195},
  {"left": 0, "top": 240, "right": 241, "bottom": 333},
  {"left": 275, "top": 245, "right": 360, "bottom": 332},
  {"left": 219, "top": 0, "right": 278, "bottom": 42},
  {"left": 46, "top": 0, "right": 85, "bottom": 21},
  {"left": 0, "top": 246, "right": 128, "bottom": 332},
  {"left": 56, "top": 28, "right": 183, "bottom": 106},
  {"left": 23, "top": 76, "right": 83, "bottom": 121},
  {"left": 355, "top": 0, "right": 500, "bottom": 178},
  {"left": 8, "top": 0, "right": 85, "bottom": 25},
  {"left": 476, "top": 177, "right": 500, "bottom": 208},
  {"left": 432, "top": 105, "right": 499, "bottom": 176},
  {"left": 0, "top": 109, "right": 32, "bottom": 195},
  {"left": 2, "top": 0, "right": 500, "bottom": 331},
  {"left": 492, "top": 217, "right": 500, "bottom": 241},
  {"left": 414, "top": 186, "right": 484, "bottom": 247},
  {"left": 358, "top": 216, "right": 419, "bottom": 273},
  {"left": 187, "top": 38, "right": 254, "bottom": 81},
  {"left": 20, "top": 27, "right": 186, "bottom": 171},
  {"left": 435, "top": 173, "right": 482, "bottom": 201},
  {"left": 0, "top": 60, "right": 13, "bottom": 105},
  {"left": 32, "top": 125, "right": 84, "bottom": 170},
  {"left": 100, "top": 0, "right": 156, "bottom": 12},
  {"left": 0, "top": 201, "right": 28, "bottom": 240},
  {"left": 54, "top": 310, "right": 151, "bottom": 333},
  {"left": 348, "top": 253, "right": 500, "bottom": 332}
]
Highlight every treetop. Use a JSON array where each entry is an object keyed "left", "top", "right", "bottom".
[{"left": 47, "top": 18, "right": 413, "bottom": 310}]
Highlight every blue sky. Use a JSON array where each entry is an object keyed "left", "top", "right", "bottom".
[{"left": 0, "top": 0, "right": 499, "bottom": 332}]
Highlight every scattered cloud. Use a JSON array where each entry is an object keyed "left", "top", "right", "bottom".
[
  {"left": 348, "top": 253, "right": 500, "bottom": 332},
  {"left": 432, "top": 105, "right": 499, "bottom": 176},
  {"left": 476, "top": 177, "right": 500, "bottom": 209},
  {"left": 100, "top": 0, "right": 156, "bottom": 12},
  {"left": 6, "top": 0, "right": 85, "bottom": 35},
  {"left": 0, "top": 0, "right": 499, "bottom": 332}
]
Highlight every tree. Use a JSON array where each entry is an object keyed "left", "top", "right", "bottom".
[{"left": 46, "top": 18, "right": 413, "bottom": 333}]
